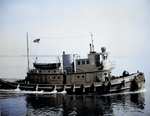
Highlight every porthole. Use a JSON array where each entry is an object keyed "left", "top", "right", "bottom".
[
  {"left": 58, "top": 77, "right": 60, "bottom": 79},
  {"left": 77, "top": 76, "right": 80, "bottom": 78},
  {"left": 53, "top": 77, "right": 56, "bottom": 79},
  {"left": 82, "top": 75, "right": 84, "bottom": 78}
]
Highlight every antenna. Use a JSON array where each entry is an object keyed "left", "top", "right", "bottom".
[
  {"left": 90, "top": 43, "right": 92, "bottom": 53},
  {"left": 91, "top": 32, "right": 94, "bottom": 52}
]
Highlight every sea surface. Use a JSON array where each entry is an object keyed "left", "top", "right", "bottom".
[
  {"left": 0, "top": 87, "right": 149, "bottom": 116},
  {"left": 0, "top": 57, "right": 150, "bottom": 116}
]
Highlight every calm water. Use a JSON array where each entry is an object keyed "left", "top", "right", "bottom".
[
  {"left": 0, "top": 57, "right": 150, "bottom": 116},
  {"left": 0, "top": 86, "right": 150, "bottom": 116}
]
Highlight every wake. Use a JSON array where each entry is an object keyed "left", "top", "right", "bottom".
[
  {"left": 0, "top": 88, "right": 146, "bottom": 95},
  {"left": 0, "top": 89, "right": 67, "bottom": 94},
  {"left": 102, "top": 88, "right": 146, "bottom": 96}
]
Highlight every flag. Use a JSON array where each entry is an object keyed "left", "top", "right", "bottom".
[{"left": 33, "top": 38, "right": 40, "bottom": 43}]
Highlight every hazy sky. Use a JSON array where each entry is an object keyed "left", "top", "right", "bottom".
[{"left": 0, "top": 0, "right": 150, "bottom": 78}]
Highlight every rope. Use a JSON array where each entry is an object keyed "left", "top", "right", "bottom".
[
  {"left": 28, "top": 33, "right": 90, "bottom": 40},
  {"left": 79, "top": 37, "right": 82, "bottom": 55},
  {"left": 35, "top": 43, "right": 39, "bottom": 57}
]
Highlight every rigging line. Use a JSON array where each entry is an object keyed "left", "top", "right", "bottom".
[
  {"left": 0, "top": 67, "right": 26, "bottom": 68},
  {"left": 29, "top": 57, "right": 35, "bottom": 68},
  {"left": 79, "top": 37, "right": 83, "bottom": 55},
  {"left": 70, "top": 38, "right": 74, "bottom": 53},
  {"left": 56, "top": 38, "right": 60, "bottom": 55},
  {"left": 28, "top": 34, "right": 90, "bottom": 40},
  {"left": 29, "top": 37, "right": 33, "bottom": 65},
  {"left": 28, "top": 33, "right": 40, "bottom": 39},
  {"left": 0, "top": 55, "right": 26, "bottom": 57},
  {"left": 0, "top": 55, "right": 34, "bottom": 57},
  {"left": 0, "top": 55, "right": 62, "bottom": 57},
  {"left": 35, "top": 43, "right": 39, "bottom": 58}
]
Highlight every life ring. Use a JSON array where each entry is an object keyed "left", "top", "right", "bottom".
[{"left": 91, "top": 61, "right": 95, "bottom": 65}]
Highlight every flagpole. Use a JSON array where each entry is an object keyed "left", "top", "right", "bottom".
[{"left": 26, "top": 32, "right": 30, "bottom": 72}]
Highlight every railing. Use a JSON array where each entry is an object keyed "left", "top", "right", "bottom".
[{"left": 109, "top": 60, "right": 115, "bottom": 69}]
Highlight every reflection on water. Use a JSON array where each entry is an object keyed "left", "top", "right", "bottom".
[
  {"left": 25, "top": 92, "right": 145, "bottom": 116},
  {"left": 26, "top": 94, "right": 109, "bottom": 116},
  {"left": 0, "top": 90, "right": 147, "bottom": 116}
]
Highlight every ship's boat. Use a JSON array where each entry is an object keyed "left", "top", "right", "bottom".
[
  {"left": 33, "top": 63, "right": 61, "bottom": 70},
  {"left": 0, "top": 34, "right": 145, "bottom": 94}
]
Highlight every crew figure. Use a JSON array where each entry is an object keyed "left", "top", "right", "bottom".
[{"left": 105, "top": 75, "right": 109, "bottom": 82}]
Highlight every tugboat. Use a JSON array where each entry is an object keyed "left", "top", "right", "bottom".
[{"left": 0, "top": 33, "right": 145, "bottom": 93}]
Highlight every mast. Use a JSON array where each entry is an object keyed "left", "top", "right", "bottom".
[{"left": 26, "top": 32, "right": 30, "bottom": 72}]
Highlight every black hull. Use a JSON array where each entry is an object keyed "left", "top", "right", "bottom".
[{"left": 0, "top": 72, "right": 145, "bottom": 94}]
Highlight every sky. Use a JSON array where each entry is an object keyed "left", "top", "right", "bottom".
[{"left": 0, "top": 0, "right": 150, "bottom": 78}]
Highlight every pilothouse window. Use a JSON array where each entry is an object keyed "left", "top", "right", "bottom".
[
  {"left": 82, "top": 61, "right": 85, "bottom": 65},
  {"left": 86, "top": 60, "right": 89, "bottom": 64},
  {"left": 78, "top": 61, "right": 80, "bottom": 65},
  {"left": 77, "top": 60, "right": 89, "bottom": 65}
]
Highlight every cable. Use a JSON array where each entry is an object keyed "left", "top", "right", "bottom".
[{"left": 28, "top": 33, "right": 90, "bottom": 40}]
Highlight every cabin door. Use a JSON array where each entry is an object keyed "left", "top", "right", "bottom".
[
  {"left": 86, "top": 73, "right": 91, "bottom": 83},
  {"left": 95, "top": 55, "right": 100, "bottom": 66},
  {"left": 63, "top": 75, "right": 66, "bottom": 84},
  {"left": 70, "top": 75, "right": 76, "bottom": 84}
]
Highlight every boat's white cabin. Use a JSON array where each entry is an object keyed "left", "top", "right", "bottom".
[{"left": 75, "top": 47, "right": 115, "bottom": 73}]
